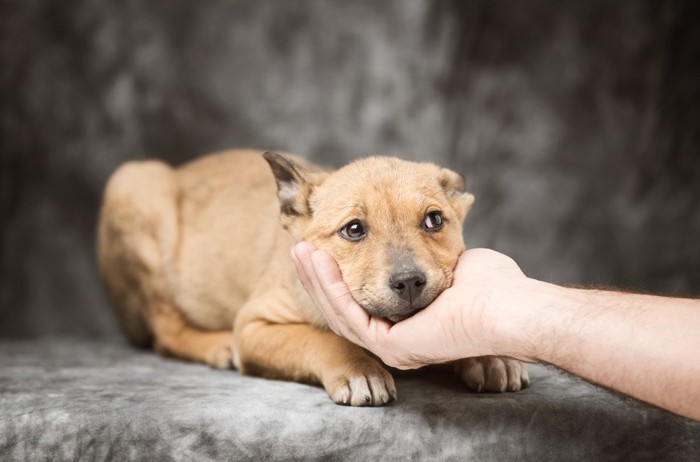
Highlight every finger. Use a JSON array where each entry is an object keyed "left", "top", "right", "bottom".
[
  {"left": 292, "top": 243, "right": 342, "bottom": 332},
  {"left": 293, "top": 242, "right": 332, "bottom": 305},
  {"left": 306, "top": 251, "right": 368, "bottom": 348},
  {"left": 292, "top": 247, "right": 344, "bottom": 335},
  {"left": 291, "top": 245, "right": 324, "bottom": 310},
  {"left": 293, "top": 243, "right": 365, "bottom": 347},
  {"left": 310, "top": 249, "right": 370, "bottom": 348}
]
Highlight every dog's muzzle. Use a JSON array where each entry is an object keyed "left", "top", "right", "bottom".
[{"left": 389, "top": 270, "right": 427, "bottom": 303}]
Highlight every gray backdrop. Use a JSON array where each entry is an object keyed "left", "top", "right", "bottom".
[{"left": 1, "top": 0, "right": 699, "bottom": 338}]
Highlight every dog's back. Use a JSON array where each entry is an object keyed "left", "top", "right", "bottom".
[{"left": 97, "top": 150, "right": 291, "bottom": 344}]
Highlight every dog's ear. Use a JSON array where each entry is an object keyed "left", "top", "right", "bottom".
[
  {"left": 263, "top": 152, "right": 328, "bottom": 231},
  {"left": 438, "top": 168, "right": 475, "bottom": 222}
]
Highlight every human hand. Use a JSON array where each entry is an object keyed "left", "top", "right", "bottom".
[
  {"left": 294, "top": 242, "right": 700, "bottom": 418},
  {"left": 291, "top": 242, "right": 532, "bottom": 369}
]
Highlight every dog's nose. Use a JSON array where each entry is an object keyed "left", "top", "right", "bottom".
[{"left": 389, "top": 271, "right": 427, "bottom": 302}]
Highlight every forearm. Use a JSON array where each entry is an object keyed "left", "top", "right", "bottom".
[{"left": 495, "top": 279, "right": 700, "bottom": 420}]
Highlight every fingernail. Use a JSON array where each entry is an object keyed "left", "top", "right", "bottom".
[
  {"left": 295, "top": 241, "right": 311, "bottom": 252},
  {"left": 310, "top": 249, "right": 328, "bottom": 266},
  {"left": 292, "top": 242, "right": 304, "bottom": 256}
]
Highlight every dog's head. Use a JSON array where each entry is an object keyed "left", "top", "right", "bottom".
[{"left": 265, "top": 152, "right": 475, "bottom": 322}]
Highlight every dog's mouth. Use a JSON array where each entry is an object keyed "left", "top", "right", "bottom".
[
  {"left": 383, "top": 304, "right": 428, "bottom": 323},
  {"left": 351, "top": 277, "right": 448, "bottom": 323},
  {"left": 358, "top": 294, "right": 436, "bottom": 323}
]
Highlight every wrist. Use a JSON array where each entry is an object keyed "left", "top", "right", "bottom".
[{"left": 486, "top": 277, "right": 564, "bottom": 362}]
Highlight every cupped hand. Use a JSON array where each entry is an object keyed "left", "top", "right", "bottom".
[{"left": 291, "top": 242, "right": 528, "bottom": 369}]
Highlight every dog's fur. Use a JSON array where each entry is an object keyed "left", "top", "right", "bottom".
[{"left": 97, "top": 150, "right": 528, "bottom": 406}]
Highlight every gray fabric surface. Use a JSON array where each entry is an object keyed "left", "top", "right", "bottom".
[{"left": 1, "top": 339, "right": 698, "bottom": 461}]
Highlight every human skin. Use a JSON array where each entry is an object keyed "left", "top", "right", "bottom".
[{"left": 291, "top": 242, "right": 700, "bottom": 421}]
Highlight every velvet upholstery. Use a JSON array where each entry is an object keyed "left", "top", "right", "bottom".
[{"left": 1, "top": 338, "right": 699, "bottom": 460}]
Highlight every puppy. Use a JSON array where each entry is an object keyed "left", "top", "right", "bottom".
[{"left": 97, "top": 150, "right": 528, "bottom": 406}]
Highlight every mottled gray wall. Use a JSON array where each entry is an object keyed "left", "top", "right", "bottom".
[{"left": 1, "top": 0, "right": 699, "bottom": 338}]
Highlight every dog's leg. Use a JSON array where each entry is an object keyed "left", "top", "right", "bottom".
[
  {"left": 149, "top": 304, "right": 233, "bottom": 369},
  {"left": 98, "top": 160, "right": 233, "bottom": 369},
  {"left": 453, "top": 356, "right": 529, "bottom": 392},
  {"left": 235, "top": 317, "right": 396, "bottom": 406}
]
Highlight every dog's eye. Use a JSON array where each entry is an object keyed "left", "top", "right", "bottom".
[
  {"left": 422, "top": 211, "right": 443, "bottom": 232},
  {"left": 339, "top": 220, "right": 366, "bottom": 241}
]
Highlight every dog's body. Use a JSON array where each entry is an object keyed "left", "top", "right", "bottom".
[{"left": 98, "top": 150, "right": 527, "bottom": 406}]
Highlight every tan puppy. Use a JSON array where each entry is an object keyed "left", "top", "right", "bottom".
[{"left": 97, "top": 150, "right": 528, "bottom": 406}]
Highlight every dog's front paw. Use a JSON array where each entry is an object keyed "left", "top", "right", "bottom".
[
  {"left": 454, "top": 356, "right": 529, "bottom": 392},
  {"left": 323, "top": 360, "right": 397, "bottom": 406}
]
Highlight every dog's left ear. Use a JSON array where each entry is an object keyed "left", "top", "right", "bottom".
[
  {"left": 263, "top": 152, "right": 328, "bottom": 232},
  {"left": 438, "top": 168, "right": 475, "bottom": 222}
]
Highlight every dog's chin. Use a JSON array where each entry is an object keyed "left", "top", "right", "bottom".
[
  {"left": 357, "top": 287, "right": 444, "bottom": 323},
  {"left": 362, "top": 298, "right": 434, "bottom": 323},
  {"left": 383, "top": 305, "right": 427, "bottom": 323}
]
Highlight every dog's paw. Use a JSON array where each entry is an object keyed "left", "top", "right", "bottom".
[
  {"left": 454, "top": 356, "right": 529, "bottom": 393},
  {"left": 323, "top": 361, "right": 397, "bottom": 406},
  {"left": 204, "top": 343, "right": 233, "bottom": 369}
]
